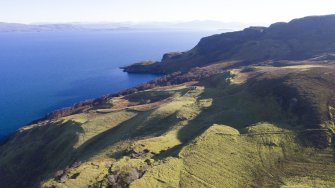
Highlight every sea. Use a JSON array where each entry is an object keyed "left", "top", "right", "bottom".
[{"left": 0, "top": 30, "right": 217, "bottom": 138}]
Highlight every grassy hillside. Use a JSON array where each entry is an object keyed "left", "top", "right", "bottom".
[
  {"left": 1, "top": 60, "right": 335, "bottom": 187},
  {"left": 132, "top": 124, "right": 335, "bottom": 187},
  {"left": 123, "top": 15, "right": 335, "bottom": 74}
]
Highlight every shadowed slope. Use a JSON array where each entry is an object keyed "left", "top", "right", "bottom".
[{"left": 123, "top": 15, "right": 335, "bottom": 73}]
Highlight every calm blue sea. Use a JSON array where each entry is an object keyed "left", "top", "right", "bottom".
[{"left": 0, "top": 30, "right": 216, "bottom": 138}]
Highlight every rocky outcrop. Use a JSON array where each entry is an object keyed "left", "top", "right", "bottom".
[
  {"left": 121, "top": 60, "right": 162, "bottom": 74},
  {"left": 161, "top": 52, "right": 184, "bottom": 61}
]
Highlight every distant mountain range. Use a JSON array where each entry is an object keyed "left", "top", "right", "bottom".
[
  {"left": 0, "top": 23, "right": 78, "bottom": 32},
  {"left": 0, "top": 21, "right": 248, "bottom": 32}
]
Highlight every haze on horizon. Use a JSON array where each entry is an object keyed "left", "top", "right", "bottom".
[{"left": 0, "top": 0, "right": 334, "bottom": 26}]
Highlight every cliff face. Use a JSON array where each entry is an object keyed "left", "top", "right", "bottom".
[
  {"left": 123, "top": 15, "right": 335, "bottom": 73},
  {"left": 1, "top": 15, "right": 335, "bottom": 188}
]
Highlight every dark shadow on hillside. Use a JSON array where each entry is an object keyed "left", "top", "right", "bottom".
[
  {"left": 1, "top": 106, "right": 181, "bottom": 188},
  {"left": 177, "top": 80, "right": 275, "bottom": 143},
  {"left": 72, "top": 88, "right": 192, "bottom": 162},
  {"left": 333, "top": 134, "right": 335, "bottom": 162},
  {"left": 74, "top": 109, "right": 180, "bottom": 162},
  {"left": 153, "top": 144, "right": 185, "bottom": 160},
  {"left": 0, "top": 120, "right": 84, "bottom": 188},
  {"left": 176, "top": 70, "right": 329, "bottom": 146}
]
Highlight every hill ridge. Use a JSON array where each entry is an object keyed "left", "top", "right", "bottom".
[{"left": 123, "top": 14, "right": 335, "bottom": 74}]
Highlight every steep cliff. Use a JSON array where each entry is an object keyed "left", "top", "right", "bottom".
[{"left": 123, "top": 15, "right": 335, "bottom": 73}]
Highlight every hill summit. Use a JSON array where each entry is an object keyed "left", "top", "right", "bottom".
[{"left": 123, "top": 15, "right": 335, "bottom": 73}]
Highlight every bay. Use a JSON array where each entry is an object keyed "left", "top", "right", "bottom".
[{"left": 0, "top": 30, "right": 217, "bottom": 138}]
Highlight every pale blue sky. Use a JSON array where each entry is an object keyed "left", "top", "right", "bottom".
[{"left": 0, "top": 0, "right": 334, "bottom": 24}]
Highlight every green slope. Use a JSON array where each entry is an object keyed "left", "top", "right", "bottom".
[
  {"left": 1, "top": 61, "right": 335, "bottom": 187},
  {"left": 132, "top": 124, "right": 335, "bottom": 187}
]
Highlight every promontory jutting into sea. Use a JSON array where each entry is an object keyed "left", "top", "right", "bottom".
[{"left": 1, "top": 0, "right": 335, "bottom": 187}]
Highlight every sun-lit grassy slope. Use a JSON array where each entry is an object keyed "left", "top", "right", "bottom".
[
  {"left": 1, "top": 61, "right": 335, "bottom": 188},
  {"left": 40, "top": 86, "right": 205, "bottom": 188},
  {"left": 132, "top": 123, "right": 335, "bottom": 188}
]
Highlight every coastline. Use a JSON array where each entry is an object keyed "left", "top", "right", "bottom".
[{"left": 0, "top": 70, "right": 165, "bottom": 141}]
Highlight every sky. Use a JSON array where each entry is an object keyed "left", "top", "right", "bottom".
[{"left": 0, "top": 0, "right": 334, "bottom": 25}]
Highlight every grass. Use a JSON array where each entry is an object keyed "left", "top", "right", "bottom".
[
  {"left": 74, "top": 111, "right": 136, "bottom": 148},
  {"left": 125, "top": 90, "right": 176, "bottom": 103},
  {"left": 130, "top": 157, "right": 183, "bottom": 188},
  {"left": 42, "top": 159, "right": 111, "bottom": 188},
  {"left": 130, "top": 130, "right": 182, "bottom": 155},
  {"left": 2, "top": 64, "right": 335, "bottom": 188},
  {"left": 0, "top": 120, "right": 84, "bottom": 188},
  {"left": 132, "top": 123, "right": 335, "bottom": 187},
  {"left": 38, "top": 85, "right": 206, "bottom": 187}
]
